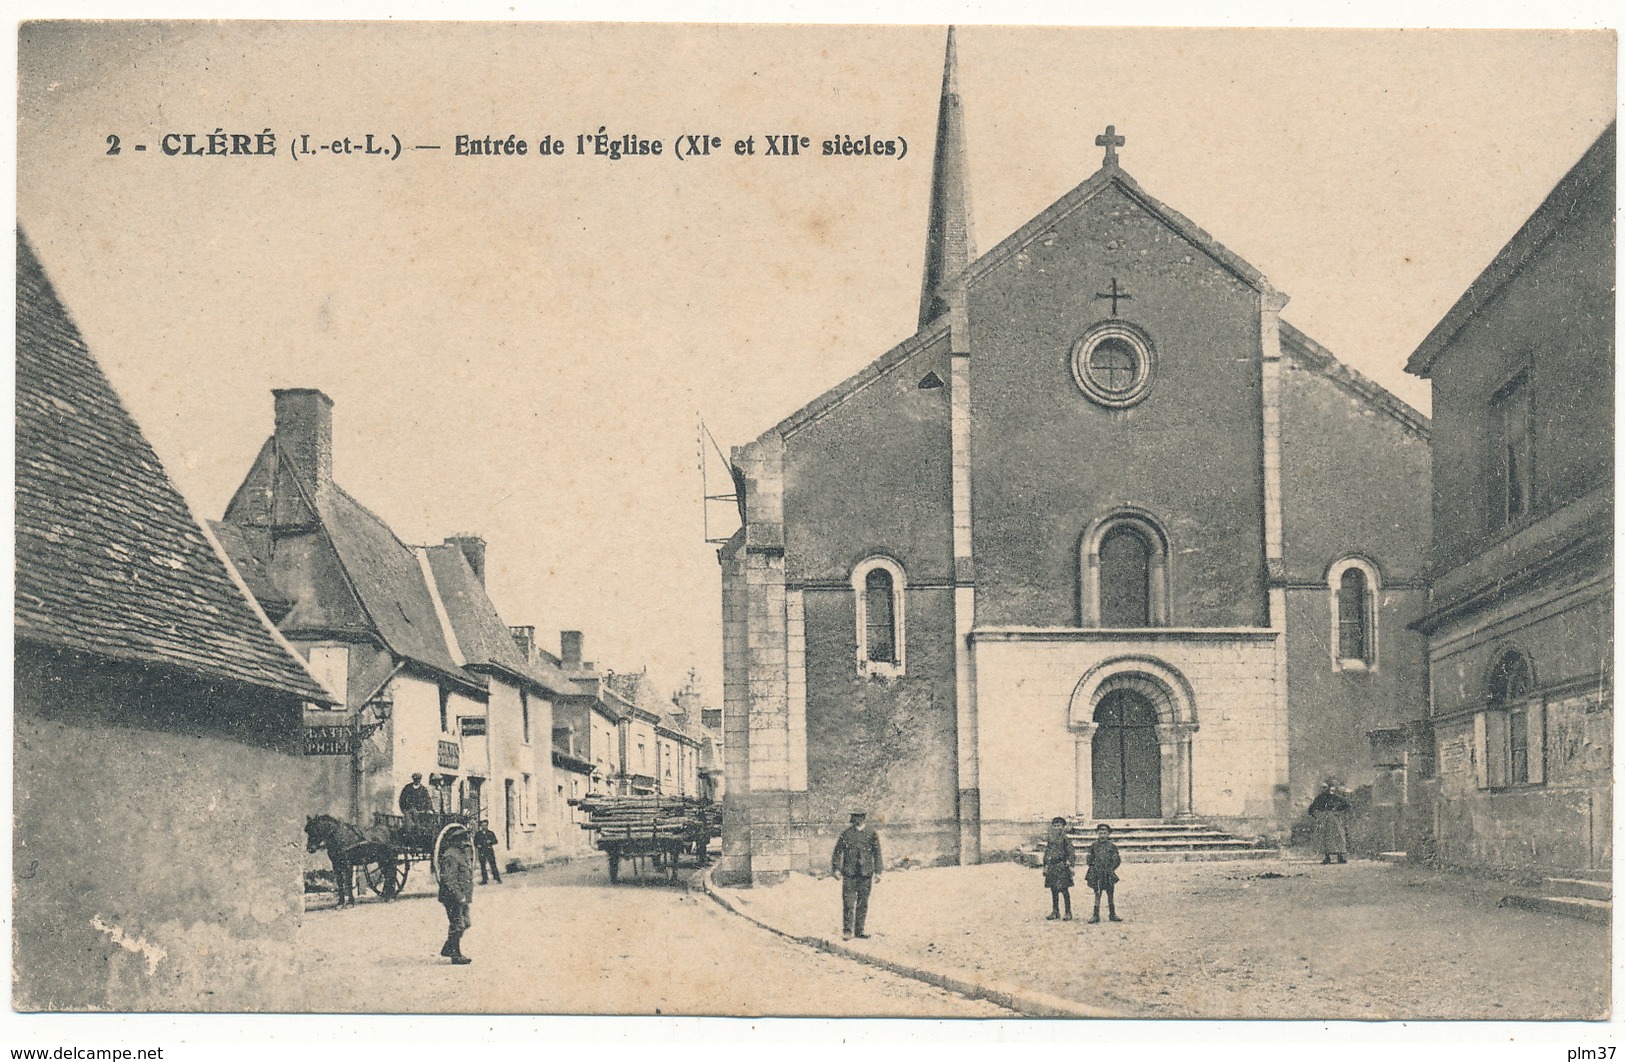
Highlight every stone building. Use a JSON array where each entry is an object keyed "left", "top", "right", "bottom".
[
  {"left": 214, "top": 388, "right": 573, "bottom": 868},
  {"left": 1404, "top": 123, "right": 1614, "bottom": 873},
  {"left": 14, "top": 234, "right": 335, "bottom": 1009},
  {"left": 717, "top": 31, "right": 1431, "bottom": 882}
]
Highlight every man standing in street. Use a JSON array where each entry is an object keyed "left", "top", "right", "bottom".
[
  {"left": 434, "top": 821, "right": 475, "bottom": 965},
  {"left": 473, "top": 819, "right": 503, "bottom": 884},
  {"left": 831, "top": 809, "right": 882, "bottom": 940}
]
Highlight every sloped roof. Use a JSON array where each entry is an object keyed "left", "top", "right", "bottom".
[
  {"left": 318, "top": 485, "right": 475, "bottom": 684},
  {"left": 1280, "top": 322, "right": 1430, "bottom": 439},
  {"left": 208, "top": 520, "right": 291, "bottom": 615},
  {"left": 15, "top": 233, "right": 333, "bottom": 704},
  {"left": 423, "top": 544, "right": 576, "bottom": 696},
  {"left": 753, "top": 161, "right": 1424, "bottom": 450},
  {"left": 963, "top": 161, "right": 1276, "bottom": 296},
  {"left": 1405, "top": 122, "right": 1616, "bottom": 377}
]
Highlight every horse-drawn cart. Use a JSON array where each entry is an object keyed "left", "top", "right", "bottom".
[
  {"left": 576, "top": 795, "right": 721, "bottom": 884},
  {"left": 305, "top": 810, "right": 469, "bottom": 906}
]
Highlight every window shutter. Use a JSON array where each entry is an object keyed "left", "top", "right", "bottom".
[
  {"left": 1526, "top": 702, "right": 1546, "bottom": 785},
  {"left": 1482, "top": 714, "right": 1514, "bottom": 789},
  {"left": 1473, "top": 711, "right": 1490, "bottom": 789}
]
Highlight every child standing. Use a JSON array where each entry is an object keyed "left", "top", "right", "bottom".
[
  {"left": 1084, "top": 823, "right": 1123, "bottom": 923},
  {"left": 1041, "top": 816, "right": 1075, "bottom": 921}
]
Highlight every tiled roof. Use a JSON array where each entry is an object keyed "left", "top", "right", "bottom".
[
  {"left": 14, "top": 234, "right": 334, "bottom": 703},
  {"left": 319, "top": 485, "right": 475, "bottom": 684},
  {"left": 423, "top": 544, "right": 575, "bottom": 695},
  {"left": 208, "top": 520, "right": 291, "bottom": 616}
]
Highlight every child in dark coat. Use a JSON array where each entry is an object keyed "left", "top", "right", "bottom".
[
  {"left": 1041, "top": 816, "right": 1075, "bottom": 921},
  {"left": 1084, "top": 823, "right": 1123, "bottom": 923}
]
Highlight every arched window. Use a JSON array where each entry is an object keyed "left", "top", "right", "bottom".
[
  {"left": 1482, "top": 650, "right": 1543, "bottom": 787},
  {"left": 1328, "top": 557, "right": 1379, "bottom": 671},
  {"left": 864, "top": 569, "right": 896, "bottom": 663},
  {"left": 1099, "top": 526, "right": 1152, "bottom": 628},
  {"left": 852, "top": 557, "right": 906, "bottom": 677},
  {"left": 1488, "top": 651, "right": 1533, "bottom": 704},
  {"left": 1081, "top": 512, "right": 1169, "bottom": 627}
]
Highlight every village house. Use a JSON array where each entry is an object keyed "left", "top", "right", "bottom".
[
  {"left": 1404, "top": 123, "right": 1614, "bottom": 874},
  {"left": 14, "top": 234, "right": 336, "bottom": 1010},
  {"left": 510, "top": 624, "right": 599, "bottom": 856},
  {"left": 214, "top": 388, "right": 572, "bottom": 869},
  {"left": 552, "top": 631, "right": 632, "bottom": 797},
  {"left": 717, "top": 32, "right": 1432, "bottom": 882}
]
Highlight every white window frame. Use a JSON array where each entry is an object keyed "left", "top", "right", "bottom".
[
  {"left": 852, "top": 555, "right": 906, "bottom": 678},
  {"left": 1328, "top": 556, "right": 1380, "bottom": 672}
]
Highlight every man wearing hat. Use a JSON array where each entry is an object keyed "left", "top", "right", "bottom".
[
  {"left": 434, "top": 821, "right": 476, "bottom": 965},
  {"left": 400, "top": 772, "right": 432, "bottom": 816},
  {"left": 831, "top": 809, "right": 883, "bottom": 940}
]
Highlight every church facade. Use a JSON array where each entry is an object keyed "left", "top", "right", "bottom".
[{"left": 717, "top": 32, "right": 1431, "bottom": 882}]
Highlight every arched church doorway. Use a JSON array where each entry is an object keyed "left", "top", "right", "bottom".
[{"left": 1092, "top": 690, "right": 1162, "bottom": 818}]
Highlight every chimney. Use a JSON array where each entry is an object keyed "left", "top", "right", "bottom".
[
  {"left": 509, "top": 625, "right": 535, "bottom": 660},
  {"left": 446, "top": 535, "right": 486, "bottom": 586},
  {"left": 561, "top": 630, "right": 584, "bottom": 667},
  {"left": 273, "top": 389, "right": 334, "bottom": 500}
]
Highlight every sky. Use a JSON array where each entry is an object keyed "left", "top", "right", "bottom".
[{"left": 15, "top": 20, "right": 1616, "bottom": 709}]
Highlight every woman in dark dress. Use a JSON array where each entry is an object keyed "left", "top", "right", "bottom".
[{"left": 1041, "top": 816, "right": 1075, "bottom": 921}]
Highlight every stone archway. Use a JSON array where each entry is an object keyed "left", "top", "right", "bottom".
[{"left": 1068, "top": 659, "right": 1196, "bottom": 821}]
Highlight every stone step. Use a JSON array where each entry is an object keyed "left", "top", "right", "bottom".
[
  {"left": 1111, "top": 839, "right": 1259, "bottom": 850},
  {"left": 1086, "top": 831, "right": 1253, "bottom": 841},
  {"left": 1500, "top": 893, "right": 1611, "bottom": 924},
  {"left": 1545, "top": 877, "right": 1612, "bottom": 902},
  {"left": 1038, "top": 820, "right": 1275, "bottom": 861},
  {"left": 1560, "top": 868, "right": 1613, "bottom": 883},
  {"left": 1120, "top": 849, "right": 1280, "bottom": 863}
]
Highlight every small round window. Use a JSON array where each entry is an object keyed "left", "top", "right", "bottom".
[{"left": 1071, "top": 322, "right": 1155, "bottom": 407}]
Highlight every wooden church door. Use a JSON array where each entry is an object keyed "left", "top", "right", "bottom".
[{"left": 1092, "top": 690, "right": 1162, "bottom": 819}]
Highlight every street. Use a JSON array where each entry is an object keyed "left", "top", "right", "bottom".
[
  {"left": 714, "top": 857, "right": 1611, "bottom": 1020},
  {"left": 290, "top": 857, "right": 1011, "bottom": 1016}
]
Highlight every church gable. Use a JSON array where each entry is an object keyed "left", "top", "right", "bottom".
[{"left": 965, "top": 176, "right": 1271, "bottom": 630}]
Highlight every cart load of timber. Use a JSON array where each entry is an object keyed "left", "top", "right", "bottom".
[{"left": 574, "top": 795, "right": 721, "bottom": 883}]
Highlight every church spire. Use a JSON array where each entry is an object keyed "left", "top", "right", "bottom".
[{"left": 918, "top": 26, "right": 976, "bottom": 331}]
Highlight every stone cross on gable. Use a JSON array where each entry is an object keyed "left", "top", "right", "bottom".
[{"left": 1096, "top": 125, "right": 1125, "bottom": 167}]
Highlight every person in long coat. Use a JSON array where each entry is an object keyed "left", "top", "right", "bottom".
[
  {"left": 1042, "top": 816, "right": 1075, "bottom": 921},
  {"left": 1308, "top": 781, "right": 1352, "bottom": 864},
  {"left": 831, "top": 809, "right": 882, "bottom": 940},
  {"left": 434, "top": 822, "right": 476, "bottom": 965},
  {"left": 1084, "top": 823, "right": 1123, "bottom": 923}
]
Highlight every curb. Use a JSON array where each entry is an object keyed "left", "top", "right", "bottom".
[{"left": 700, "top": 866, "right": 1118, "bottom": 1019}]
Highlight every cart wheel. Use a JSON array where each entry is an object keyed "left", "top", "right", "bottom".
[{"left": 363, "top": 859, "right": 396, "bottom": 899}]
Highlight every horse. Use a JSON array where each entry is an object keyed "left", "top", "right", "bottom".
[{"left": 304, "top": 814, "right": 399, "bottom": 907}]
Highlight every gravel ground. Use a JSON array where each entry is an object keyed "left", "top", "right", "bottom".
[
  {"left": 290, "top": 858, "right": 1011, "bottom": 1016},
  {"left": 713, "top": 857, "right": 1610, "bottom": 1020}
]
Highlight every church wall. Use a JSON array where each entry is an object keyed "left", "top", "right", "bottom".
[
  {"left": 1277, "top": 357, "right": 1432, "bottom": 811},
  {"left": 1426, "top": 171, "right": 1614, "bottom": 575},
  {"left": 966, "top": 182, "right": 1269, "bottom": 630},
  {"left": 801, "top": 587, "right": 961, "bottom": 866},
  {"left": 776, "top": 338, "right": 962, "bottom": 868},
  {"left": 1282, "top": 587, "right": 1430, "bottom": 801},
  {"left": 781, "top": 339, "right": 955, "bottom": 585},
  {"left": 971, "top": 632, "right": 1282, "bottom": 854}
]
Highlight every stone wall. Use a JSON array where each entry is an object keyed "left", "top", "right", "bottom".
[
  {"left": 13, "top": 646, "right": 313, "bottom": 1011},
  {"left": 971, "top": 630, "right": 1283, "bottom": 853}
]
